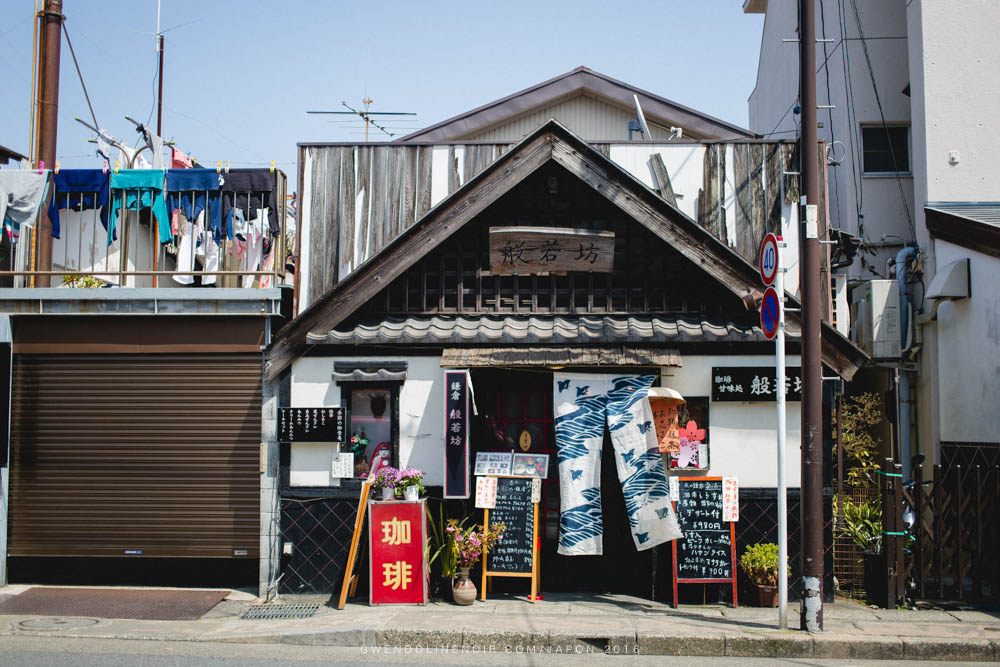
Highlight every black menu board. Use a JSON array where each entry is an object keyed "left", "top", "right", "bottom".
[
  {"left": 674, "top": 478, "right": 733, "bottom": 581},
  {"left": 278, "top": 407, "right": 345, "bottom": 442},
  {"left": 485, "top": 477, "right": 535, "bottom": 574}
]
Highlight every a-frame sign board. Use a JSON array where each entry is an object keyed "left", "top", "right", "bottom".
[{"left": 670, "top": 476, "right": 738, "bottom": 608}]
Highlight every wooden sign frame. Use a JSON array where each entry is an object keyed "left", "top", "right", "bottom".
[
  {"left": 337, "top": 480, "right": 372, "bottom": 610},
  {"left": 670, "top": 476, "right": 738, "bottom": 608},
  {"left": 480, "top": 475, "right": 540, "bottom": 602}
]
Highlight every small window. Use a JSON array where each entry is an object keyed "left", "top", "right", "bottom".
[{"left": 862, "top": 125, "right": 910, "bottom": 175}]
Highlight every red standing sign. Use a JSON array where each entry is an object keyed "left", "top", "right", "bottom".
[{"left": 369, "top": 500, "right": 427, "bottom": 605}]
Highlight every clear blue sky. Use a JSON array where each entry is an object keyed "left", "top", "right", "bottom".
[{"left": 0, "top": 1, "right": 764, "bottom": 180}]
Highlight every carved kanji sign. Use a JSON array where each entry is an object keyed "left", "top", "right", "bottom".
[{"left": 489, "top": 227, "right": 615, "bottom": 275}]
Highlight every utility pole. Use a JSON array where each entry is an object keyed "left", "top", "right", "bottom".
[
  {"left": 35, "top": 0, "right": 63, "bottom": 288},
  {"left": 156, "top": 34, "right": 164, "bottom": 136},
  {"left": 799, "top": 0, "right": 824, "bottom": 632}
]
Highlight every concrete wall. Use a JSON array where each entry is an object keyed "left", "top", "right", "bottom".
[
  {"left": 931, "top": 242, "right": 1000, "bottom": 444},
  {"left": 748, "top": 0, "right": 914, "bottom": 280},
  {"left": 291, "top": 353, "right": 800, "bottom": 490}
]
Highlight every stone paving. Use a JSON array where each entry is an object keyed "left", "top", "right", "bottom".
[{"left": 1, "top": 586, "right": 998, "bottom": 660}]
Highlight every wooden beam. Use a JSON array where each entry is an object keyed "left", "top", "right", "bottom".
[
  {"left": 265, "top": 132, "right": 555, "bottom": 381},
  {"left": 548, "top": 136, "right": 863, "bottom": 380},
  {"left": 647, "top": 152, "right": 678, "bottom": 208}
]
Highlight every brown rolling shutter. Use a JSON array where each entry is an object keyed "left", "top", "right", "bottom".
[{"left": 8, "top": 354, "right": 261, "bottom": 558}]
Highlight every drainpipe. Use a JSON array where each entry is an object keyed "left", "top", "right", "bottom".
[{"left": 895, "top": 246, "right": 916, "bottom": 480}]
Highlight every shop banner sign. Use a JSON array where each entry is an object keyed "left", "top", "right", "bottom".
[
  {"left": 443, "top": 370, "right": 471, "bottom": 499},
  {"left": 489, "top": 226, "right": 615, "bottom": 275},
  {"left": 369, "top": 500, "right": 426, "bottom": 605},
  {"left": 710, "top": 367, "right": 802, "bottom": 402},
  {"left": 278, "top": 407, "right": 345, "bottom": 442}
]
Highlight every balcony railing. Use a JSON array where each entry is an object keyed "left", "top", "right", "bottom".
[{"left": 1, "top": 167, "right": 292, "bottom": 290}]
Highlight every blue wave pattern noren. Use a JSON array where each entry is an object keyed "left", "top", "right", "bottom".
[{"left": 554, "top": 373, "right": 682, "bottom": 556}]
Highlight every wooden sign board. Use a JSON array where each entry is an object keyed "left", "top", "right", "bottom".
[
  {"left": 670, "top": 477, "right": 738, "bottom": 608},
  {"left": 481, "top": 476, "right": 540, "bottom": 602},
  {"left": 337, "top": 480, "right": 372, "bottom": 610},
  {"left": 489, "top": 226, "right": 614, "bottom": 275}
]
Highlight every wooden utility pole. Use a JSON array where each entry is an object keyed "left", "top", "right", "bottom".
[
  {"left": 35, "top": 0, "right": 63, "bottom": 288},
  {"left": 799, "top": 0, "right": 824, "bottom": 632}
]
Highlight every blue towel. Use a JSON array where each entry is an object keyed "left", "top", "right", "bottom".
[
  {"left": 47, "top": 169, "right": 110, "bottom": 239},
  {"left": 109, "top": 170, "right": 171, "bottom": 245},
  {"left": 165, "top": 169, "right": 224, "bottom": 241}
]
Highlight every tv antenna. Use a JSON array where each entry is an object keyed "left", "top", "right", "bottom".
[{"left": 307, "top": 99, "right": 416, "bottom": 141}]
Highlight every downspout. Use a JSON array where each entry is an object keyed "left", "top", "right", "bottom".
[{"left": 895, "top": 246, "right": 916, "bottom": 480}]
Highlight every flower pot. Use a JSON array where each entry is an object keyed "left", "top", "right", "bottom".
[
  {"left": 452, "top": 567, "right": 477, "bottom": 605},
  {"left": 756, "top": 584, "right": 778, "bottom": 608},
  {"left": 380, "top": 487, "right": 395, "bottom": 501},
  {"left": 403, "top": 486, "right": 420, "bottom": 501}
]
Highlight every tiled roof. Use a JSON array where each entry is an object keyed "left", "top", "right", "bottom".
[{"left": 307, "top": 315, "right": 767, "bottom": 345}]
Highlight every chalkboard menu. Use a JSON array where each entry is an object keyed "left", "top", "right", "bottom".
[
  {"left": 670, "top": 477, "right": 738, "bottom": 607},
  {"left": 485, "top": 477, "right": 535, "bottom": 574}
]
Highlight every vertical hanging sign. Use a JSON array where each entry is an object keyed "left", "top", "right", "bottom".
[{"left": 443, "top": 370, "right": 471, "bottom": 499}]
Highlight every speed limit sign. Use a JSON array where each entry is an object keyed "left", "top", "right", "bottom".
[{"left": 759, "top": 233, "right": 780, "bottom": 286}]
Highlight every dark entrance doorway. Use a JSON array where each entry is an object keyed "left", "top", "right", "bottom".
[{"left": 473, "top": 369, "right": 653, "bottom": 598}]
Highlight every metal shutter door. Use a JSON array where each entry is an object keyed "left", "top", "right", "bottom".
[{"left": 8, "top": 354, "right": 261, "bottom": 558}]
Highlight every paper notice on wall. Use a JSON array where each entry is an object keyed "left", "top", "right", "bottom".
[
  {"left": 531, "top": 477, "right": 542, "bottom": 504},
  {"left": 475, "top": 476, "right": 498, "bottom": 509},
  {"left": 331, "top": 453, "right": 354, "bottom": 478},
  {"left": 722, "top": 476, "right": 739, "bottom": 522},
  {"left": 669, "top": 476, "right": 680, "bottom": 502}
]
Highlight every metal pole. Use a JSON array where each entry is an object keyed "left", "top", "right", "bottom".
[
  {"left": 776, "top": 236, "right": 789, "bottom": 629},
  {"left": 35, "top": 0, "right": 63, "bottom": 288},
  {"left": 799, "top": 0, "right": 824, "bottom": 632},
  {"left": 156, "top": 34, "right": 164, "bottom": 136}
]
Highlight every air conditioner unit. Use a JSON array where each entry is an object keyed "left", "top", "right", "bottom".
[{"left": 850, "top": 280, "right": 901, "bottom": 359}]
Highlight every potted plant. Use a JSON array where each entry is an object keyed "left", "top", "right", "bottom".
[
  {"left": 740, "top": 542, "right": 787, "bottom": 607},
  {"left": 371, "top": 465, "right": 399, "bottom": 500},
  {"left": 445, "top": 519, "right": 505, "bottom": 605},
  {"left": 397, "top": 467, "right": 425, "bottom": 501}
]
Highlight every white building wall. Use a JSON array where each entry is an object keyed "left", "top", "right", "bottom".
[
  {"left": 932, "top": 243, "right": 1000, "bottom": 444},
  {"left": 461, "top": 95, "right": 679, "bottom": 143},
  {"left": 292, "top": 353, "right": 801, "bottom": 490},
  {"left": 748, "top": 0, "right": 914, "bottom": 280}
]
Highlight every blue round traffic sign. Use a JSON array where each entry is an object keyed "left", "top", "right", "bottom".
[{"left": 760, "top": 286, "right": 780, "bottom": 340}]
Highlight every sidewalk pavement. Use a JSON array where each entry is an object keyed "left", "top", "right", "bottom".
[{"left": 1, "top": 585, "right": 999, "bottom": 661}]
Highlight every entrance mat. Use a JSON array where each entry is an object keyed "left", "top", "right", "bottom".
[
  {"left": 0, "top": 587, "right": 228, "bottom": 620},
  {"left": 241, "top": 603, "right": 320, "bottom": 620}
]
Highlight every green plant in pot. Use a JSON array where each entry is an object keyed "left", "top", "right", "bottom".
[{"left": 740, "top": 542, "right": 788, "bottom": 607}]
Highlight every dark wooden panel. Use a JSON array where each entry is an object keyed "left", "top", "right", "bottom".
[
  {"left": 370, "top": 146, "right": 387, "bottom": 253},
  {"left": 401, "top": 146, "right": 418, "bottom": 230},
  {"left": 356, "top": 145, "right": 371, "bottom": 263},
  {"left": 416, "top": 146, "right": 433, "bottom": 219},
  {"left": 340, "top": 147, "right": 356, "bottom": 274},
  {"left": 324, "top": 147, "right": 343, "bottom": 295},
  {"left": 307, "top": 147, "right": 328, "bottom": 305},
  {"left": 765, "top": 143, "right": 782, "bottom": 236},
  {"left": 648, "top": 153, "right": 678, "bottom": 208},
  {"left": 733, "top": 144, "right": 754, "bottom": 260},
  {"left": 749, "top": 144, "right": 766, "bottom": 256}
]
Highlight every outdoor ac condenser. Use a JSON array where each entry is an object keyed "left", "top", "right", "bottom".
[{"left": 850, "top": 280, "right": 901, "bottom": 360}]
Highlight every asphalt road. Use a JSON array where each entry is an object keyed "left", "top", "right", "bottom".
[{"left": 0, "top": 636, "right": 981, "bottom": 666}]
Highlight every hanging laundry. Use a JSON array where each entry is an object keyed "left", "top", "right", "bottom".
[
  {"left": 116, "top": 145, "right": 141, "bottom": 170},
  {"left": 95, "top": 129, "right": 115, "bottom": 163},
  {"left": 143, "top": 129, "right": 165, "bottom": 170},
  {"left": 46, "top": 169, "right": 111, "bottom": 239},
  {"left": 0, "top": 170, "right": 51, "bottom": 236},
  {"left": 108, "top": 170, "right": 170, "bottom": 245},
  {"left": 553, "top": 373, "right": 682, "bottom": 556},
  {"left": 220, "top": 169, "right": 280, "bottom": 237},
  {"left": 241, "top": 207, "right": 267, "bottom": 288},
  {"left": 165, "top": 169, "right": 223, "bottom": 242},
  {"left": 171, "top": 147, "right": 194, "bottom": 169}
]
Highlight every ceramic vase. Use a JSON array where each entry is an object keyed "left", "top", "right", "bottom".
[
  {"left": 403, "top": 486, "right": 420, "bottom": 501},
  {"left": 452, "top": 567, "right": 477, "bottom": 605}
]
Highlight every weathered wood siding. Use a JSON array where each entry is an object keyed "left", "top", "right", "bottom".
[{"left": 298, "top": 139, "right": 816, "bottom": 312}]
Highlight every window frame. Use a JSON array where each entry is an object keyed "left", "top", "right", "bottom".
[{"left": 860, "top": 123, "right": 911, "bottom": 177}]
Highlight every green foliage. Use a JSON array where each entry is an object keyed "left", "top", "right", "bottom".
[
  {"left": 739, "top": 543, "right": 789, "bottom": 587},
  {"left": 61, "top": 274, "right": 103, "bottom": 288},
  {"left": 425, "top": 502, "right": 465, "bottom": 579},
  {"left": 834, "top": 392, "right": 884, "bottom": 487},
  {"left": 838, "top": 497, "right": 882, "bottom": 554}
]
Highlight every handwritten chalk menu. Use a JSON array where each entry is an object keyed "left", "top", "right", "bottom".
[
  {"left": 481, "top": 476, "right": 540, "bottom": 602},
  {"left": 670, "top": 477, "right": 738, "bottom": 608},
  {"left": 279, "top": 407, "right": 345, "bottom": 443}
]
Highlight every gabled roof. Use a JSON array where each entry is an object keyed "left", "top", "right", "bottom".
[
  {"left": 396, "top": 66, "right": 756, "bottom": 143},
  {"left": 267, "top": 120, "right": 865, "bottom": 381}
]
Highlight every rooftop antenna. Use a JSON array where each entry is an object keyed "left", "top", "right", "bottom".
[
  {"left": 307, "top": 99, "right": 416, "bottom": 141},
  {"left": 628, "top": 94, "right": 652, "bottom": 141}
]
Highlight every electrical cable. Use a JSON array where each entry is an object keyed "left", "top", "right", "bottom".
[
  {"left": 62, "top": 21, "right": 99, "bottom": 131},
  {"left": 848, "top": 0, "right": 916, "bottom": 245}
]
